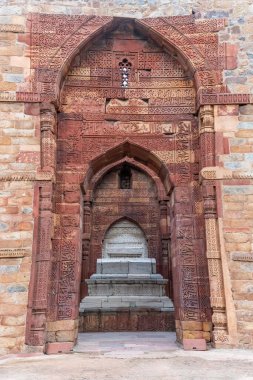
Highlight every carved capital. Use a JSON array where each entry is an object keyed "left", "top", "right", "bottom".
[
  {"left": 212, "top": 307, "right": 229, "bottom": 346},
  {"left": 83, "top": 200, "right": 92, "bottom": 214},
  {"left": 159, "top": 200, "right": 168, "bottom": 215},
  {"left": 199, "top": 105, "right": 214, "bottom": 134},
  {"left": 212, "top": 307, "right": 227, "bottom": 328},
  {"left": 202, "top": 185, "right": 217, "bottom": 219},
  {"left": 40, "top": 103, "right": 56, "bottom": 133}
]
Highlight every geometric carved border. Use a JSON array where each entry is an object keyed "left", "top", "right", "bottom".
[
  {"left": 0, "top": 249, "right": 28, "bottom": 258},
  {"left": 0, "top": 171, "right": 55, "bottom": 182},
  {"left": 231, "top": 252, "right": 253, "bottom": 262},
  {"left": 200, "top": 167, "right": 253, "bottom": 181},
  {"left": 15, "top": 14, "right": 252, "bottom": 108}
]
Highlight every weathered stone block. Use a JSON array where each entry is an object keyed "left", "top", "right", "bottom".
[
  {"left": 46, "top": 320, "right": 76, "bottom": 332},
  {"left": 183, "top": 338, "right": 207, "bottom": 350},
  {"left": 1, "top": 315, "right": 25, "bottom": 326},
  {"left": 56, "top": 330, "right": 76, "bottom": 342},
  {"left": 45, "top": 342, "right": 74, "bottom": 354},
  {"left": 181, "top": 321, "right": 203, "bottom": 331}
]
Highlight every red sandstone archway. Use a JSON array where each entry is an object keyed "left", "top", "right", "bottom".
[
  {"left": 80, "top": 155, "right": 171, "bottom": 303},
  {"left": 24, "top": 14, "right": 247, "bottom": 352},
  {"left": 83, "top": 141, "right": 173, "bottom": 199}
]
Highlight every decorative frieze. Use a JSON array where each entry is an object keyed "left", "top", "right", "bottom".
[
  {"left": 231, "top": 252, "right": 253, "bottom": 262},
  {"left": 0, "top": 249, "right": 28, "bottom": 258},
  {"left": 0, "top": 24, "right": 25, "bottom": 33},
  {"left": 0, "top": 171, "right": 55, "bottom": 182},
  {"left": 200, "top": 167, "right": 253, "bottom": 181}
]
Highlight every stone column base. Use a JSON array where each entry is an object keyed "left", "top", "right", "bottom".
[
  {"left": 45, "top": 342, "right": 74, "bottom": 354},
  {"left": 175, "top": 320, "right": 212, "bottom": 343}
]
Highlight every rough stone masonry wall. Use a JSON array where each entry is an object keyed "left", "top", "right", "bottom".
[
  {"left": 0, "top": 101, "right": 40, "bottom": 354},
  {"left": 215, "top": 103, "right": 253, "bottom": 348},
  {"left": 0, "top": 0, "right": 252, "bottom": 353}
]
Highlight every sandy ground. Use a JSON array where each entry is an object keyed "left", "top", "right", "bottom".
[{"left": 1, "top": 333, "right": 253, "bottom": 380}]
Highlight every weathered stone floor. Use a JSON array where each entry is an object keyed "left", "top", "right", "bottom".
[
  {"left": 1, "top": 332, "right": 253, "bottom": 380},
  {"left": 75, "top": 332, "right": 178, "bottom": 354}
]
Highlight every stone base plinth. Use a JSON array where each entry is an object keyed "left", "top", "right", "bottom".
[
  {"left": 80, "top": 295, "right": 173, "bottom": 311},
  {"left": 45, "top": 342, "right": 74, "bottom": 354},
  {"left": 79, "top": 309, "right": 175, "bottom": 332}
]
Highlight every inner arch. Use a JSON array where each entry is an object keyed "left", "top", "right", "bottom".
[{"left": 102, "top": 219, "right": 148, "bottom": 258}]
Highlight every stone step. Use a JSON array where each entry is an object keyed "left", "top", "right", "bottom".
[
  {"left": 89, "top": 274, "right": 163, "bottom": 280},
  {"left": 79, "top": 295, "right": 174, "bottom": 312},
  {"left": 86, "top": 281, "right": 167, "bottom": 297},
  {"left": 96, "top": 258, "right": 156, "bottom": 275}
]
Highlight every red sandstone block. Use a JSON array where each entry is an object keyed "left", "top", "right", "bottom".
[
  {"left": 64, "top": 191, "right": 80, "bottom": 203},
  {"left": 24, "top": 103, "right": 40, "bottom": 116},
  {"left": 217, "top": 105, "right": 239, "bottom": 116},
  {"left": 183, "top": 339, "right": 207, "bottom": 351},
  {"left": 45, "top": 342, "right": 74, "bottom": 354}
]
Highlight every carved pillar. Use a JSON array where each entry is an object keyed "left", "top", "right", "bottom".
[
  {"left": 199, "top": 105, "right": 228, "bottom": 345},
  {"left": 159, "top": 200, "right": 172, "bottom": 296},
  {"left": 26, "top": 103, "right": 56, "bottom": 349},
  {"left": 26, "top": 183, "right": 53, "bottom": 347},
  {"left": 81, "top": 200, "right": 92, "bottom": 298}
]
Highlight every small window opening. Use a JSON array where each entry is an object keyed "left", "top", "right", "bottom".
[
  {"left": 119, "top": 164, "right": 132, "bottom": 189},
  {"left": 119, "top": 58, "right": 132, "bottom": 88}
]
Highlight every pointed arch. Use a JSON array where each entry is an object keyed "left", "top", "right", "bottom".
[
  {"left": 102, "top": 215, "right": 148, "bottom": 242},
  {"left": 84, "top": 156, "right": 167, "bottom": 201},
  {"left": 102, "top": 217, "right": 149, "bottom": 258},
  {"left": 56, "top": 16, "right": 202, "bottom": 101},
  {"left": 82, "top": 140, "right": 173, "bottom": 199}
]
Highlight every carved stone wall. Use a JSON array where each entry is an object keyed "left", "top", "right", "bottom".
[
  {"left": 0, "top": 5, "right": 253, "bottom": 354},
  {"left": 48, "top": 20, "right": 213, "bottom": 348}
]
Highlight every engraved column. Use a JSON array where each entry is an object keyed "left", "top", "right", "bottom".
[
  {"left": 199, "top": 105, "right": 228, "bottom": 345},
  {"left": 159, "top": 200, "right": 172, "bottom": 295},
  {"left": 81, "top": 200, "right": 92, "bottom": 298},
  {"left": 26, "top": 103, "right": 56, "bottom": 348}
]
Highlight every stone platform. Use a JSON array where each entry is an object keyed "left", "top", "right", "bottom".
[
  {"left": 79, "top": 258, "right": 174, "bottom": 332},
  {"left": 79, "top": 309, "right": 175, "bottom": 332}
]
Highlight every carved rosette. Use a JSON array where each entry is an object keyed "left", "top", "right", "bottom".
[
  {"left": 199, "top": 105, "right": 228, "bottom": 345},
  {"left": 40, "top": 103, "right": 57, "bottom": 171}
]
